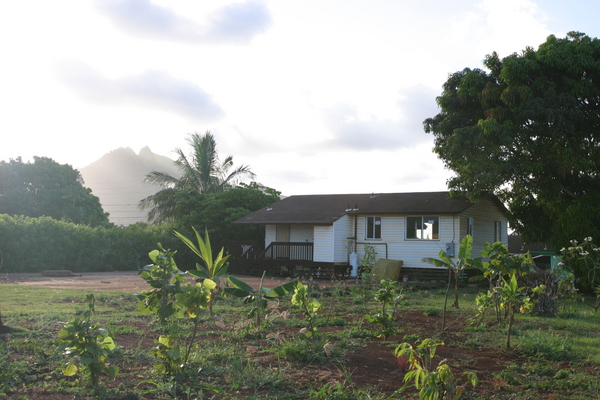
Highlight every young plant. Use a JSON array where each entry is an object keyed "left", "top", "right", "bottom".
[
  {"left": 291, "top": 282, "right": 321, "bottom": 337},
  {"left": 395, "top": 338, "right": 478, "bottom": 400},
  {"left": 470, "top": 242, "right": 537, "bottom": 326},
  {"left": 364, "top": 279, "right": 402, "bottom": 339},
  {"left": 360, "top": 243, "right": 377, "bottom": 278},
  {"left": 175, "top": 227, "right": 230, "bottom": 315},
  {"left": 224, "top": 271, "right": 298, "bottom": 328},
  {"left": 135, "top": 245, "right": 186, "bottom": 329},
  {"left": 58, "top": 294, "right": 118, "bottom": 394},
  {"left": 135, "top": 245, "right": 213, "bottom": 378},
  {"left": 478, "top": 241, "right": 533, "bottom": 290},
  {"left": 423, "top": 235, "right": 481, "bottom": 310},
  {"left": 423, "top": 235, "right": 481, "bottom": 331},
  {"left": 497, "top": 273, "right": 538, "bottom": 349}
]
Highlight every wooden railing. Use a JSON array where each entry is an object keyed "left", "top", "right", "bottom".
[
  {"left": 227, "top": 241, "right": 319, "bottom": 277},
  {"left": 260, "top": 242, "right": 314, "bottom": 261}
]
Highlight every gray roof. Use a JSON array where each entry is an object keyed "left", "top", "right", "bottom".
[{"left": 234, "top": 191, "right": 485, "bottom": 225}]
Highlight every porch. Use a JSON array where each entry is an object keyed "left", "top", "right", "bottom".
[{"left": 227, "top": 241, "right": 350, "bottom": 279}]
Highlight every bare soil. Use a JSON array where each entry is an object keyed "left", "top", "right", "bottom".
[{"left": 0, "top": 271, "right": 293, "bottom": 292}]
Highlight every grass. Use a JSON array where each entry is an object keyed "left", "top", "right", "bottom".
[{"left": 2, "top": 280, "right": 600, "bottom": 399}]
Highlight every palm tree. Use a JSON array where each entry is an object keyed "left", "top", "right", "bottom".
[{"left": 139, "top": 131, "right": 255, "bottom": 223}]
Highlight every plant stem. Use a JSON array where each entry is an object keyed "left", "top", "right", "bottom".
[
  {"left": 443, "top": 269, "right": 451, "bottom": 332},
  {"left": 184, "top": 316, "right": 201, "bottom": 366}
]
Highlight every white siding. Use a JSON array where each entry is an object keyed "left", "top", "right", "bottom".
[
  {"left": 266, "top": 224, "right": 314, "bottom": 244},
  {"left": 333, "top": 215, "right": 354, "bottom": 263},
  {"left": 314, "top": 225, "right": 334, "bottom": 262},
  {"left": 265, "top": 225, "right": 276, "bottom": 246},
  {"left": 290, "top": 225, "right": 314, "bottom": 242},
  {"left": 354, "top": 214, "right": 459, "bottom": 269}
]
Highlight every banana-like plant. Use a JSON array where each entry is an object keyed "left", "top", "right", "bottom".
[
  {"left": 224, "top": 271, "right": 298, "bottom": 327},
  {"left": 175, "top": 227, "right": 230, "bottom": 315}
]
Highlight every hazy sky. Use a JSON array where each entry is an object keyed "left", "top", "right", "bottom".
[{"left": 1, "top": 0, "right": 598, "bottom": 196}]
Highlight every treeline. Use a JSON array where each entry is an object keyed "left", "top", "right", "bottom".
[{"left": 0, "top": 215, "right": 186, "bottom": 273}]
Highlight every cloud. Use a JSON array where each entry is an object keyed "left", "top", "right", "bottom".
[
  {"left": 316, "top": 85, "right": 440, "bottom": 152},
  {"left": 57, "top": 61, "right": 224, "bottom": 122},
  {"left": 444, "top": 0, "right": 551, "bottom": 61},
  {"left": 95, "top": 0, "right": 272, "bottom": 45}
]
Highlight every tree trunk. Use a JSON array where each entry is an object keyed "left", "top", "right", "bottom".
[
  {"left": 506, "top": 309, "right": 515, "bottom": 349},
  {"left": 452, "top": 270, "right": 460, "bottom": 309}
]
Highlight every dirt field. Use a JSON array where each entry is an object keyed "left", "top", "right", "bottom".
[{"left": 0, "top": 271, "right": 295, "bottom": 292}]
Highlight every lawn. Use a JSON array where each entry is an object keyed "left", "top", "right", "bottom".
[{"left": 1, "top": 278, "right": 600, "bottom": 399}]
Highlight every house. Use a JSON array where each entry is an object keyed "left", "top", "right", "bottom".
[{"left": 230, "top": 191, "right": 509, "bottom": 279}]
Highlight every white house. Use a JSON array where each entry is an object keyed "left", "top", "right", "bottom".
[{"left": 231, "top": 191, "right": 508, "bottom": 278}]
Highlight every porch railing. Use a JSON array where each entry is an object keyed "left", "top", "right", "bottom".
[{"left": 260, "top": 242, "right": 314, "bottom": 261}]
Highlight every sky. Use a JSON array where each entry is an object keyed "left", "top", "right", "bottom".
[{"left": 1, "top": 0, "right": 599, "bottom": 197}]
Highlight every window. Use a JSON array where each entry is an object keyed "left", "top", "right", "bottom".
[
  {"left": 406, "top": 216, "right": 439, "bottom": 240},
  {"left": 366, "top": 216, "right": 381, "bottom": 239},
  {"left": 494, "top": 221, "right": 502, "bottom": 242},
  {"left": 466, "top": 217, "right": 474, "bottom": 237}
]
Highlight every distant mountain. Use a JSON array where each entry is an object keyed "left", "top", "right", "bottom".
[{"left": 79, "top": 147, "right": 180, "bottom": 226}]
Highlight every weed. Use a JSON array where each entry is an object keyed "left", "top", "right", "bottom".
[
  {"left": 277, "top": 335, "right": 337, "bottom": 364},
  {"left": 423, "top": 307, "right": 440, "bottom": 317},
  {"left": 517, "top": 330, "right": 575, "bottom": 361}
]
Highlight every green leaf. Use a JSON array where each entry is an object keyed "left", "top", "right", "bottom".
[
  {"left": 107, "top": 365, "right": 119, "bottom": 379},
  {"left": 266, "top": 280, "right": 299, "bottom": 297},
  {"left": 227, "top": 276, "right": 255, "bottom": 293},
  {"left": 148, "top": 249, "right": 160, "bottom": 263},
  {"left": 57, "top": 328, "right": 72, "bottom": 340},
  {"left": 158, "top": 335, "right": 172, "bottom": 347},
  {"left": 187, "top": 269, "right": 207, "bottom": 278},
  {"left": 203, "top": 278, "right": 217, "bottom": 290},
  {"left": 62, "top": 362, "right": 78, "bottom": 376},
  {"left": 102, "top": 336, "right": 116, "bottom": 351},
  {"left": 80, "top": 356, "right": 94, "bottom": 365},
  {"left": 166, "top": 347, "right": 181, "bottom": 360}
]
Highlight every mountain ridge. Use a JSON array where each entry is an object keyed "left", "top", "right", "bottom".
[{"left": 79, "top": 147, "right": 179, "bottom": 226}]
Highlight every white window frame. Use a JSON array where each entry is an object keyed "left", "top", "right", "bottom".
[
  {"left": 406, "top": 216, "right": 439, "bottom": 240},
  {"left": 366, "top": 216, "right": 382, "bottom": 240}
]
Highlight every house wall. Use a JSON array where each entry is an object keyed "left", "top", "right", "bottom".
[
  {"left": 265, "top": 225, "right": 276, "bottom": 245},
  {"left": 354, "top": 214, "right": 459, "bottom": 269},
  {"left": 333, "top": 215, "right": 354, "bottom": 263},
  {"left": 265, "top": 224, "right": 314, "bottom": 245},
  {"left": 314, "top": 225, "right": 334, "bottom": 263},
  {"left": 459, "top": 197, "right": 508, "bottom": 255},
  {"left": 290, "top": 225, "right": 314, "bottom": 242}
]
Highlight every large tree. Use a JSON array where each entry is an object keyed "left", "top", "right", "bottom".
[
  {"left": 174, "top": 182, "right": 281, "bottom": 254},
  {"left": 0, "top": 157, "right": 110, "bottom": 226},
  {"left": 140, "top": 131, "right": 256, "bottom": 223},
  {"left": 424, "top": 32, "right": 600, "bottom": 249}
]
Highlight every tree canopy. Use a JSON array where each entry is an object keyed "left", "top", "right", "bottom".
[
  {"left": 173, "top": 182, "right": 281, "bottom": 253},
  {"left": 424, "top": 32, "right": 600, "bottom": 248},
  {"left": 0, "top": 157, "right": 110, "bottom": 226},
  {"left": 140, "top": 131, "right": 255, "bottom": 223}
]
